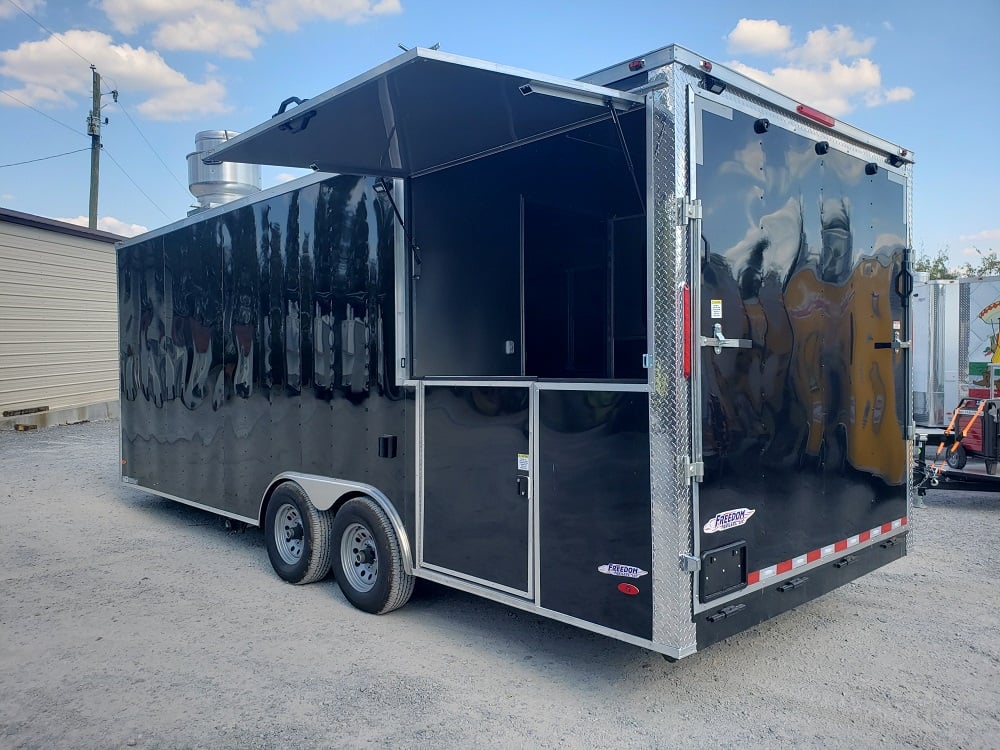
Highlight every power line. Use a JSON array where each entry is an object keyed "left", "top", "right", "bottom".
[
  {"left": 102, "top": 147, "right": 172, "bottom": 222},
  {"left": 0, "top": 90, "right": 87, "bottom": 139},
  {"left": 4, "top": 0, "right": 93, "bottom": 66},
  {"left": 115, "top": 100, "right": 189, "bottom": 195},
  {"left": 5, "top": 0, "right": 190, "bottom": 203},
  {"left": 0, "top": 146, "right": 90, "bottom": 169}
]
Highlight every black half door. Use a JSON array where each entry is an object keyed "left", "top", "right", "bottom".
[{"left": 421, "top": 384, "right": 531, "bottom": 595}]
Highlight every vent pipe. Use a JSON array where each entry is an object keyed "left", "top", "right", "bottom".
[{"left": 187, "top": 130, "right": 261, "bottom": 215}]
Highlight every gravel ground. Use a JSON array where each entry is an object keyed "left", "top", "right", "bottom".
[{"left": 1, "top": 419, "right": 997, "bottom": 749}]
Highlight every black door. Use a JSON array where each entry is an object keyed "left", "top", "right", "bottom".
[{"left": 421, "top": 384, "right": 531, "bottom": 595}]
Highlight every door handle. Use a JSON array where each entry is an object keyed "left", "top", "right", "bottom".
[
  {"left": 874, "top": 331, "right": 911, "bottom": 352},
  {"left": 700, "top": 323, "right": 752, "bottom": 355},
  {"left": 515, "top": 476, "right": 529, "bottom": 497}
]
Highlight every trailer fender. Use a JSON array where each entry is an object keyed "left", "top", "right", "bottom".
[{"left": 260, "top": 472, "right": 413, "bottom": 575}]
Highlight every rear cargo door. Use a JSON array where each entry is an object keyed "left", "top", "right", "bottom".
[{"left": 690, "top": 92, "right": 909, "bottom": 608}]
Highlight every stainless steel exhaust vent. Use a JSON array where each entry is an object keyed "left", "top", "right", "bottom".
[{"left": 186, "top": 130, "right": 261, "bottom": 215}]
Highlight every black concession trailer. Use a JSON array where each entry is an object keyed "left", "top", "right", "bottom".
[{"left": 117, "top": 45, "right": 914, "bottom": 659}]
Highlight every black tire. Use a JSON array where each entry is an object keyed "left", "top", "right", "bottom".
[
  {"left": 946, "top": 443, "right": 968, "bottom": 470},
  {"left": 332, "top": 496, "right": 414, "bottom": 614},
  {"left": 264, "top": 483, "right": 334, "bottom": 584}
]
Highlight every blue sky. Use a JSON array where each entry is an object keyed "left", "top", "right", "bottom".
[{"left": 1, "top": 0, "right": 997, "bottom": 267}]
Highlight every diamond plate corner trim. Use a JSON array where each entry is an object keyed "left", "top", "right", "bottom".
[
  {"left": 959, "top": 280, "right": 970, "bottom": 392},
  {"left": 648, "top": 64, "right": 697, "bottom": 655}
]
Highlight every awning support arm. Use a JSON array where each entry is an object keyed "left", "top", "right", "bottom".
[
  {"left": 377, "top": 177, "right": 422, "bottom": 279},
  {"left": 608, "top": 102, "right": 645, "bottom": 213}
]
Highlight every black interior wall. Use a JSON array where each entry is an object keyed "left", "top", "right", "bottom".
[{"left": 409, "top": 109, "right": 646, "bottom": 379}]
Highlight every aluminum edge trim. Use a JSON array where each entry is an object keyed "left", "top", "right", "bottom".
[
  {"left": 415, "top": 380, "right": 425, "bottom": 570},
  {"left": 418, "top": 562, "right": 531, "bottom": 599},
  {"left": 412, "top": 564, "right": 692, "bottom": 660},
  {"left": 116, "top": 170, "right": 336, "bottom": 248},
  {"left": 207, "top": 47, "right": 423, "bottom": 164},
  {"left": 687, "top": 83, "right": 705, "bottom": 599},
  {"left": 667, "top": 45, "right": 912, "bottom": 161},
  {"left": 530, "top": 382, "right": 540, "bottom": 603},
  {"left": 125, "top": 481, "right": 258, "bottom": 526},
  {"left": 209, "top": 46, "right": 642, "bottom": 166},
  {"left": 535, "top": 381, "right": 647, "bottom": 392},
  {"left": 393, "top": 177, "right": 408, "bottom": 386}
]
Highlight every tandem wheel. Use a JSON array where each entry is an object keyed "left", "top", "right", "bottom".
[
  {"left": 263, "top": 482, "right": 334, "bottom": 585},
  {"left": 332, "top": 496, "right": 414, "bottom": 615}
]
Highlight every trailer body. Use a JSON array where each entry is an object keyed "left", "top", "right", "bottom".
[
  {"left": 118, "top": 45, "right": 913, "bottom": 659},
  {"left": 958, "top": 276, "right": 1000, "bottom": 401},
  {"left": 912, "top": 277, "right": 959, "bottom": 427}
]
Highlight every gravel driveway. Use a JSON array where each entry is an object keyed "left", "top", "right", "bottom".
[{"left": 1, "top": 419, "right": 997, "bottom": 749}]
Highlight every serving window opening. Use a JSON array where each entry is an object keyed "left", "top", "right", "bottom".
[{"left": 409, "top": 107, "right": 647, "bottom": 381}]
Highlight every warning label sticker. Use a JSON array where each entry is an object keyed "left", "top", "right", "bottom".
[
  {"left": 517, "top": 453, "right": 530, "bottom": 471},
  {"left": 711, "top": 299, "right": 723, "bottom": 319}
]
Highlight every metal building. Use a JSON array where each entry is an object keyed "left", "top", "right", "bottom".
[{"left": 0, "top": 208, "right": 121, "bottom": 429}]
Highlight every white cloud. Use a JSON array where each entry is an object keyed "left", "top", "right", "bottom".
[
  {"left": 57, "top": 215, "right": 149, "bottom": 236},
  {"left": 0, "top": 0, "right": 44, "bottom": 20},
  {"left": 961, "top": 229, "right": 1000, "bottom": 243},
  {"left": 883, "top": 86, "right": 914, "bottom": 103},
  {"left": 262, "top": 0, "right": 402, "bottom": 31},
  {"left": 100, "top": 0, "right": 264, "bottom": 58},
  {"left": 727, "top": 19, "right": 792, "bottom": 55},
  {"left": 725, "top": 20, "right": 912, "bottom": 116},
  {"left": 0, "top": 30, "right": 230, "bottom": 120},
  {"left": 98, "top": 0, "right": 401, "bottom": 57},
  {"left": 787, "top": 25, "right": 874, "bottom": 66}
]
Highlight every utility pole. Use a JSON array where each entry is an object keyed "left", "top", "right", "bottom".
[{"left": 87, "top": 65, "right": 101, "bottom": 230}]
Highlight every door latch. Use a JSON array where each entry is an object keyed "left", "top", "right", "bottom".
[
  {"left": 515, "top": 476, "right": 529, "bottom": 498},
  {"left": 700, "top": 323, "right": 752, "bottom": 355},
  {"left": 874, "top": 330, "right": 911, "bottom": 352}
]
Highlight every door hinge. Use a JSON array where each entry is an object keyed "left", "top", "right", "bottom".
[
  {"left": 679, "top": 554, "right": 701, "bottom": 572},
  {"left": 680, "top": 198, "right": 702, "bottom": 223},
  {"left": 642, "top": 353, "right": 653, "bottom": 369},
  {"left": 679, "top": 455, "right": 704, "bottom": 483}
]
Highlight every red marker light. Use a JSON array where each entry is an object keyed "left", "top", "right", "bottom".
[
  {"left": 700, "top": 60, "right": 713, "bottom": 72},
  {"left": 683, "top": 283, "right": 691, "bottom": 379},
  {"left": 796, "top": 104, "right": 835, "bottom": 128},
  {"left": 618, "top": 583, "right": 639, "bottom": 596},
  {"left": 628, "top": 59, "right": 645, "bottom": 72}
]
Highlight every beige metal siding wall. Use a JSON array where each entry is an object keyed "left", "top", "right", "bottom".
[{"left": 0, "top": 220, "right": 119, "bottom": 416}]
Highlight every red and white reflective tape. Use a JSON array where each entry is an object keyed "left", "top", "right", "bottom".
[{"left": 746, "top": 516, "right": 907, "bottom": 586}]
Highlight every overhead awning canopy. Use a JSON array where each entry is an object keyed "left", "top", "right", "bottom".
[{"left": 206, "top": 47, "right": 645, "bottom": 179}]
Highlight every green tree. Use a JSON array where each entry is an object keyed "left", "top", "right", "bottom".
[
  {"left": 960, "top": 247, "right": 1000, "bottom": 278},
  {"left": 913, "top": 247, "right": 958, "bottom": 280}
]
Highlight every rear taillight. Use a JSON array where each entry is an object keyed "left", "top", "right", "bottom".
[{"left": 683, "top": 283, "right": 691, "bottom": 379}]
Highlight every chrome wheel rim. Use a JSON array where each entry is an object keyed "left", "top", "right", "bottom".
[
  {"left": 274, "top": 503, "right": 304, "bottom": 565},
  {"left": 341, "top": 522, "right": 377, "bottom": 593}
]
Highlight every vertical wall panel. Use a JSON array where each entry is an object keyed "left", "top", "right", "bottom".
[{"left": 0, "top": 217, "right": 120, "bottom": 417}]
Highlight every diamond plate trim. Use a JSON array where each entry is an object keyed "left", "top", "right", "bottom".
[
  {"left": 959, "top": 280, "right": 970, "bottom": 393},
  {"left": 648, "top": 64, "right": 697, "bottom": 655},
  {"left": 648, "top": 63, "right": 917, "bottom": 645}
]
